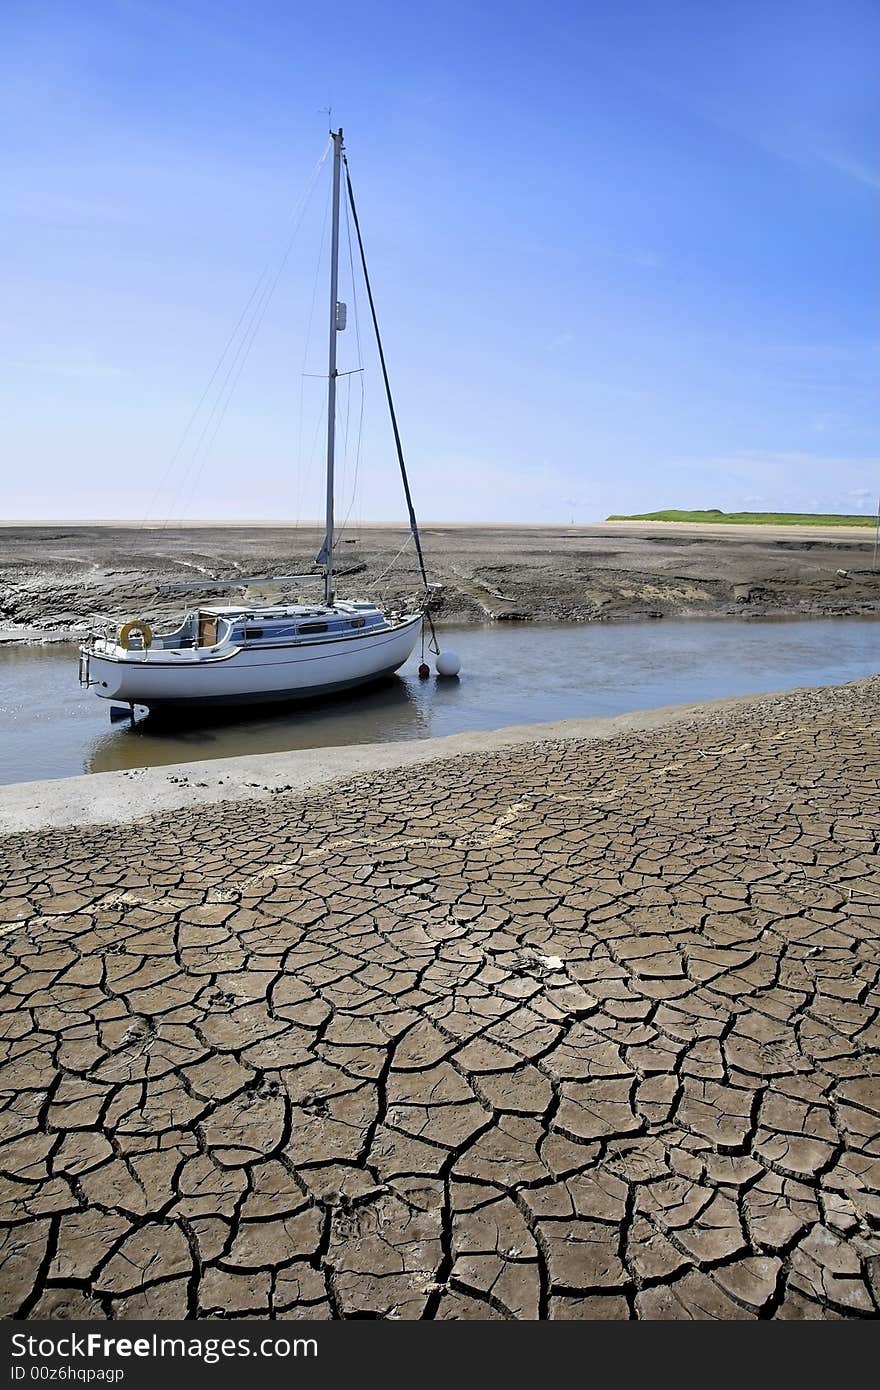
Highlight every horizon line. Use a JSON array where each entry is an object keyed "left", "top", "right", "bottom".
[{"left": 0, "top": 518, "right": 608, "bottom": 529}]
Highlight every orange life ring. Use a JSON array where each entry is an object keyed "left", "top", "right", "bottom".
[{"left": 119, "top": 620, "right": 153, "bottom": 650}]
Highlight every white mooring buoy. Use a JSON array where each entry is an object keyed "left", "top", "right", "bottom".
[{"left": 436, "top": 650, "right": 461, "bottom": 677}]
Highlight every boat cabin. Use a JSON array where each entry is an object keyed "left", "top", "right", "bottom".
[{"left": 145, "top": 602, "right": 388, "bottom": 652}]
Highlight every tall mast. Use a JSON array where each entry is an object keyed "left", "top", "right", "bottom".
[{"left": 318, "top": 127, "right": 343, "bottom": 606}]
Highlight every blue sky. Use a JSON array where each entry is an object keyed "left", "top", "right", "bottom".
[{"left": 1, "top": 0, "right": 877, "bottom": 523}]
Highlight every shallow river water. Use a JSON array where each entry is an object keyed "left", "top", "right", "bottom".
[{"left": 0, "top": 618, "right": 877, "bottom": 786}]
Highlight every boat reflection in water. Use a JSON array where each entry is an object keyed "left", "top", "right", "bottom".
[{"left": 85, "top": 672, "right": 432, "bottom": 775}]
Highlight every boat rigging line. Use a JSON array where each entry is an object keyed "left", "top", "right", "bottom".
[
  {"left": 342, "top": 150, "right": 430, "bottom": 597},
  {"left": 334, "top": 177, "right": 366, "bottom": 546},
  {"left": 295, "top": 173, "right": 333, "bottom": 529},
  {"left": 144, "top": 138, "right": 332, "bottom": 530}
]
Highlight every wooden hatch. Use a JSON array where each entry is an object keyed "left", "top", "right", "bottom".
[{"left": 197, "top": 614, "right": 219, "bottom": 648}]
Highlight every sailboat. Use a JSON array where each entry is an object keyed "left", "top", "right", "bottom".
[{"left": 79, "top": 130, "right": 430, "bottom": 711}]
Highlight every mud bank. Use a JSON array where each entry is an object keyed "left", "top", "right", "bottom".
[{"left": 2, "top": 521, "right": 878, "bottom": 641}]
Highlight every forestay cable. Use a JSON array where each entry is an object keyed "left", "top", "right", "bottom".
[{"left": 342, "top": 152, "right": 430, "bottom": 594}]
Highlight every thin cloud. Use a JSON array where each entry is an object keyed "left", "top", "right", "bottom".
[
  {"left": 0, "top": 354, "right": 127, "bottom": 380},
  {"left": 813, "top": 150, "right": 880, "bottom": 191},
  {"left": 544, "top": 332, "right": 574, "bottom": 353}
]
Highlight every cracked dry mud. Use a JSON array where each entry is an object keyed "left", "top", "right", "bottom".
[{"left": 1, "top": 680, "right": 879, "bottom": 1321}]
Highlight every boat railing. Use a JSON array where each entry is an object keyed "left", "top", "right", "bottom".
[{"left": 80, "top": 617, "right": 117, "bottom": 649}]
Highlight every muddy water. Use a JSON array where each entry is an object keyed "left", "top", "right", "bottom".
[{"left": 0, "top": 619, "right": 877, "bottom": 786}]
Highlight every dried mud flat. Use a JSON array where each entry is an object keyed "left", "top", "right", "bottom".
[
  {"left": 1, "top": 679, "right": 879, "bottom": 1320},
  {"left": 1, "top": 522, "right": 879, "bottom": 638}
]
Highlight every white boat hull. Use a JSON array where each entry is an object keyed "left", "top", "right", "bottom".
[{"left": 85, "top": 614, "right": 422, "bottom": 708}]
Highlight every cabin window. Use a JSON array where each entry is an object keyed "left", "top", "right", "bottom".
[
  {"left": 244, "top": 627, "right": 264, "bottom": 639},
  {"left": 299, "top": 622, "right": 328, "bottom": 635},
  {"left": 350, "top": 616, "right": 366, "bottom": 628}
]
